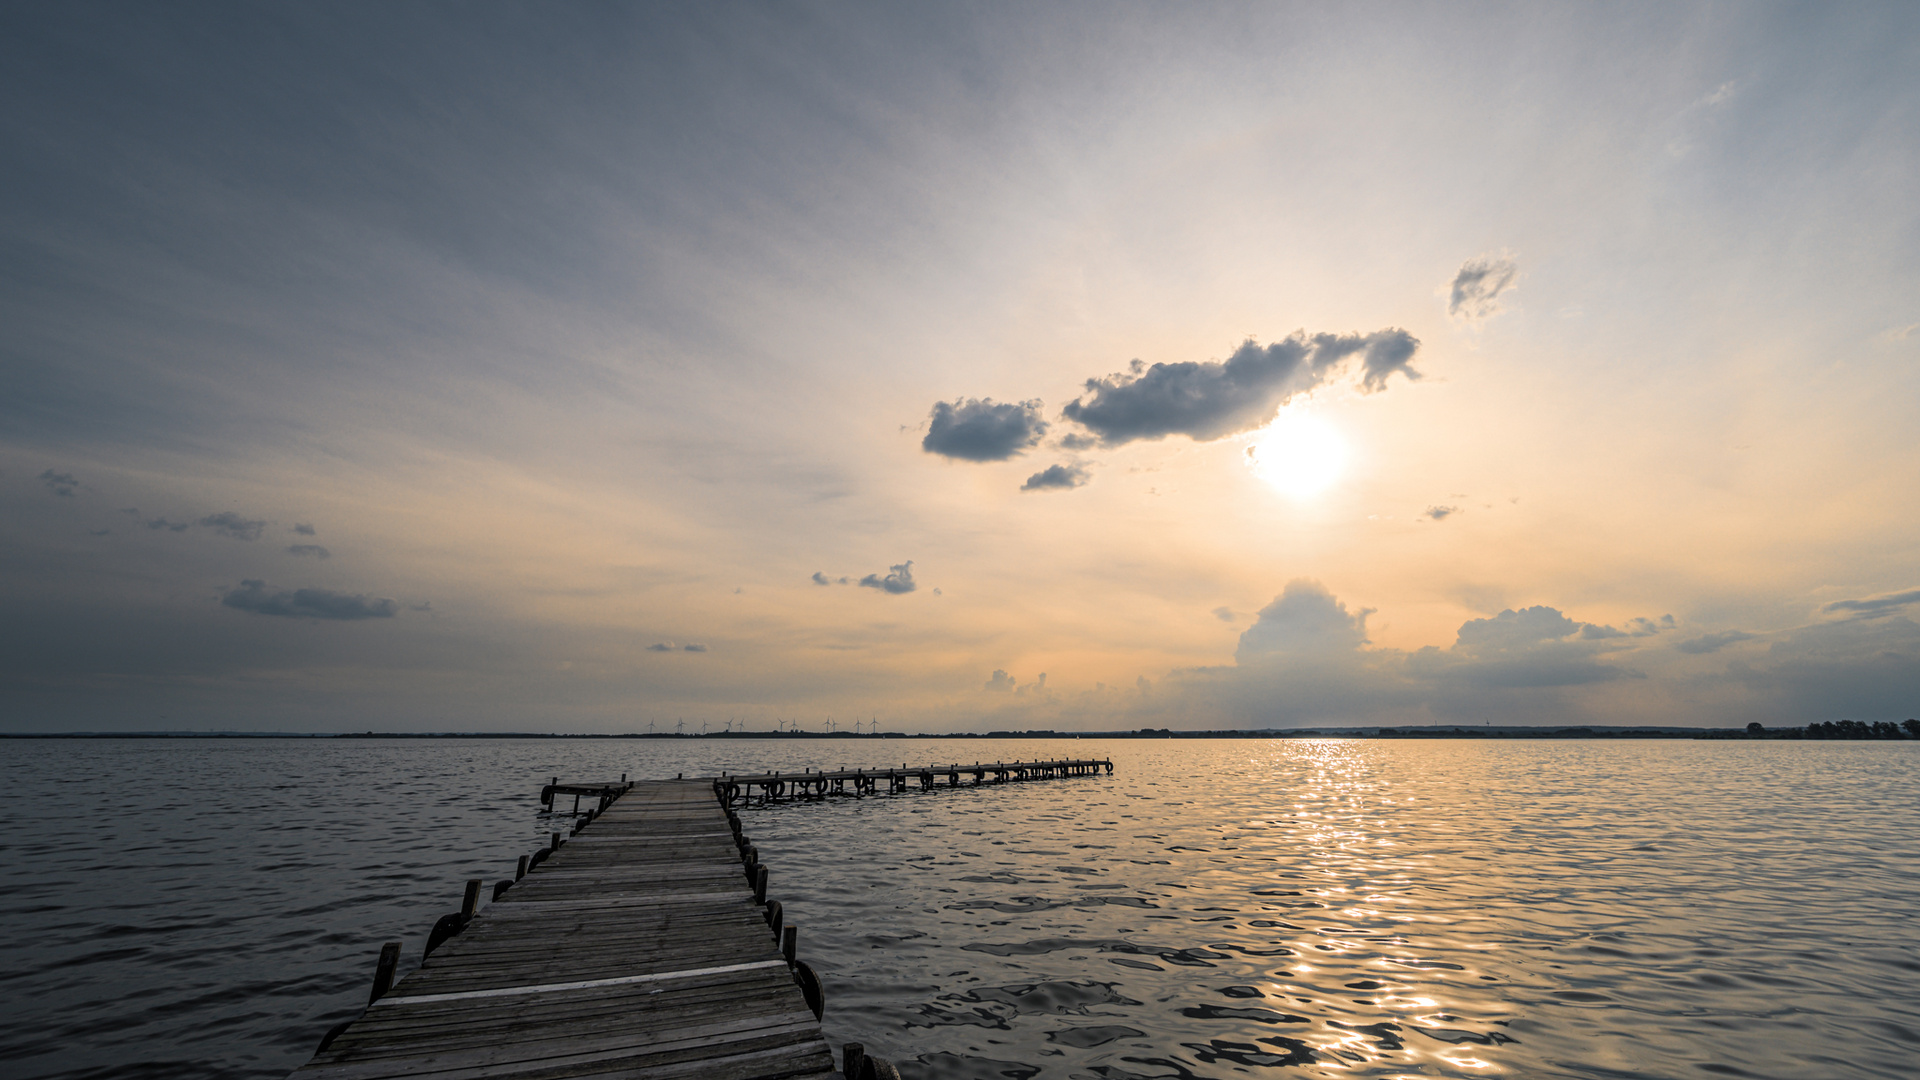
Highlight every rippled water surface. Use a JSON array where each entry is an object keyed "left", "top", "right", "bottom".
[{"left": 1, "top": 738, "right": 1915, "bottom": 1079}]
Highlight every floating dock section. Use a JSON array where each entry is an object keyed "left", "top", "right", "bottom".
[{"left": 293, "top": 758, "right": 1112, "bottom": 1079}]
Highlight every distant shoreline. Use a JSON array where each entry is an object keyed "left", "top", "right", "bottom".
[{"left": 4, "top": 722, "right": 1914, "bottom": 741}]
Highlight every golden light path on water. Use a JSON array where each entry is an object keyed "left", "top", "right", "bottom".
[{"left": 754, "top": 738, "right": 1920, "bottom": 1079}]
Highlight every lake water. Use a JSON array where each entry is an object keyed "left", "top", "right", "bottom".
[{"left": 0, "top": 738, "right": 1914, "bottom": 1079}]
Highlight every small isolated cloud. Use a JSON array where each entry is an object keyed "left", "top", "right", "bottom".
[
  {"left": 645, "top": 642, "right": 676, "bottom": 652},
  {"left": 1821, "top": 587, "right": 1920, "bottom": 619},
  {"left": 38, "top": 470, "right": 78, "bottom": 497},
  {"left": 221, "top": 580, "right": 398, "bottom": 620},
  {"left": 409, "top": 601, "right": 433, "bottom": 612},
  {"left": 1422, "top": 505, "right": 1459, "bottom": 522},
  {"left": 1060, "top": 330, "right": 1419, "bottom": 447},
  {"left": 984, "top": 669, "right": 1017, "bottom": 693},
  {"left": 683, "top": 643, "right": 708, "bottom": 653},
  {"left": 1448, "top": 253, "right": 1520, "bottom": 323},
  {"left": 859, "top": 561, "right": 916, "bottom": 595},
  {"left": 293, "top": 523, "right": 317, "bottom": 536},
  {"left": 288, "top": 544, "right": 331, "bottom": 559},
  {"left": 1212, "top": 606, "right": 1236, "bottom": 623},
  {"left": 146, "top": 518, "right": 190, "bottom": 532},
  {"left": 811, "top": 572, "right": 831, "bottom": 586},
  {"left": 199, "top": 511, "right": 266, "bottom": 541},
  {"left": 1677, "top": 630, "right": 1756, "bottom": 654},
  {"left": 1058, "top": 433, "right": 1099, "bottom": 451},
  {"left": 1021, "top": 463, "right": 1090, "bottom": 492},
  {"left": 922, "top": 399, "right": 1047, "bottom": 461}
]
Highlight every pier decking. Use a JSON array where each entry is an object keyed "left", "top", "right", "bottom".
[
  {"left": 292, "top": 780, "right": 836, "bottom": 1079},
  {"left": 293, "top": 758, "right": 1111, "bottom": 1079}
]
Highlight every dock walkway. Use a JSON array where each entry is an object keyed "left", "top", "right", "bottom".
[{"left": 292, "top": 780, "right": 837, "bottom": 1080}]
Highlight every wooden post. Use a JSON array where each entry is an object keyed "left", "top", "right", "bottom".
[
  {"left": 550, "top": 831, "right": 562, "bottom": 852},
  {"left": 754, "top": 864, "right": 769, "bottom": 904},
  {"left": 782, "top": 924, "right": 797, "bottom": 965},
  {"left": 843, "top": 1043, "right": 865, "bottom": 1079},
  {"left": 369, "top": 941, "right": 401, "bottom": 1005},
  {"left": 516, "top": 854, "right": 529, "bottom": 880},
  {"left": 461, "top": 879, "right": 482, "bottom": 922}
]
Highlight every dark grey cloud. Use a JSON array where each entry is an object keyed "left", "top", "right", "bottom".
[
  {"left": 1822, "top": 587, "right": 1920, "bottom": 618},
  {"left": 293, "top": 523, "right": 317, "bottom": 536},
  {"left": 199, "top": 511, "right": 266, "bottom": 541},
  {"left": 1422, "top": 505, "right": 1459, "bottom": 521},
  {"left": 922, "top": 399, "right": 1047, "bottom": 461},
  {"left": 1059, "top": 330, "right": 1419, "bottom": 447},
  {"left": 811, "top": 572, "right": 831, "bottom": 585},
  {"left": 38, "top": 470, "right": 78, "bottom": 497},
  {"left": 288, "top": 544, "right": 331, "bottom": 559},
  {"left": 1057, "top": 433, "right": 1099, "bottom": 451},
  {"left": 145, "top": 518, "right": 190, "bottom": 532},
  {"left": 1448, "top": 254, "right": 1519, "bottom": 321},
  {"left": 221, "top": 580, "right": 398, "bottom": 620},
  {"left": 1677, "top": 630, "right": 1756, "bottom": 654},
  {"left": 683, "top": 643, "right": 707, "bottom": 653},
  {"left": 645, "top": 642, "right": 676, "bottom": 652},
  {"left": 1021, "top": 463, "right": 1090, "bottom": 492},
  {"left": 859, "top": 561, "right": 916, "bottom": 594}
]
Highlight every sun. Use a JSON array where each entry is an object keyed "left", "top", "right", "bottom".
[{"left": 1246, "top": 410, "right": 1349, "bottom": 497}]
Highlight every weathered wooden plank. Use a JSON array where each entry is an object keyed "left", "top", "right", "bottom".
[{"left": 289, "top": 780, "right": 830, "bottom": 1080}]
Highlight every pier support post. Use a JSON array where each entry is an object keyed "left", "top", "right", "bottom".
[
  {"left": 368, "top": 941, "right": 401, "bottom": 1005},
  {"left": 754, "top": 864, "right": 769, "bottom": 904},
  {"left": 460, "top": 879, "right": 482, "bottom": 923},
  {"left": 782, "top": 924, "right": 797, "bottom": 966},
  {"left": 516, "top": 855, "right": 529, "bottom": 880},
  {"left": 843, "top": 1042, "right": 864, "bottom": 1079}
]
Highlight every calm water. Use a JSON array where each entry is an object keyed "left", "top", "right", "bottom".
[{"left": 0, "top": 738, "right": 1914, "bottom": 1079}]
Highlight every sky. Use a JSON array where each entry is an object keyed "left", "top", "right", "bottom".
[{"left": 4, "top": 2, "right": 1918, "bottom": 733}]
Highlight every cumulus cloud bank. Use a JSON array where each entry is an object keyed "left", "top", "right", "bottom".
[
  {"left": 1448, "top": 253, "right": 1520, "bottom": 322},
  {"left": 221, "top": 580, "right": 398, "bottom": 620},
  {"left": 859, "top": 561, "right": 916, "bottom": 594},
  {"left": 922, "top": 399, "right": 1047, "bottom": 461},
  {"left": 1021, "top": 463, "right": 1090, "bottom": 492},
  {"left": 1060, "top": 331, "right": 1419, "bottom": 447}
]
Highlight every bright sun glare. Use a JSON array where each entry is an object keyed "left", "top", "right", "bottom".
[{"left": 1247, "top": 410, "right": 1348, "bottom": 497}]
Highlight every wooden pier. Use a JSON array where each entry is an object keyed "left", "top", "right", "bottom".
[
  {"left": 715, "top": 757, "right": 1112, "bottom": 803},
  {"left": 292, "top": 780, "right": 846, "bottom": 1079},
  {"left": 293, "top": 758, "right": 1112, "bottom": 1079}
]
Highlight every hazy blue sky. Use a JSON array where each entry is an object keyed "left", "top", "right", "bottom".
[{"left": 4, "top": 3, "right": 1917, "bottom": 731}]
